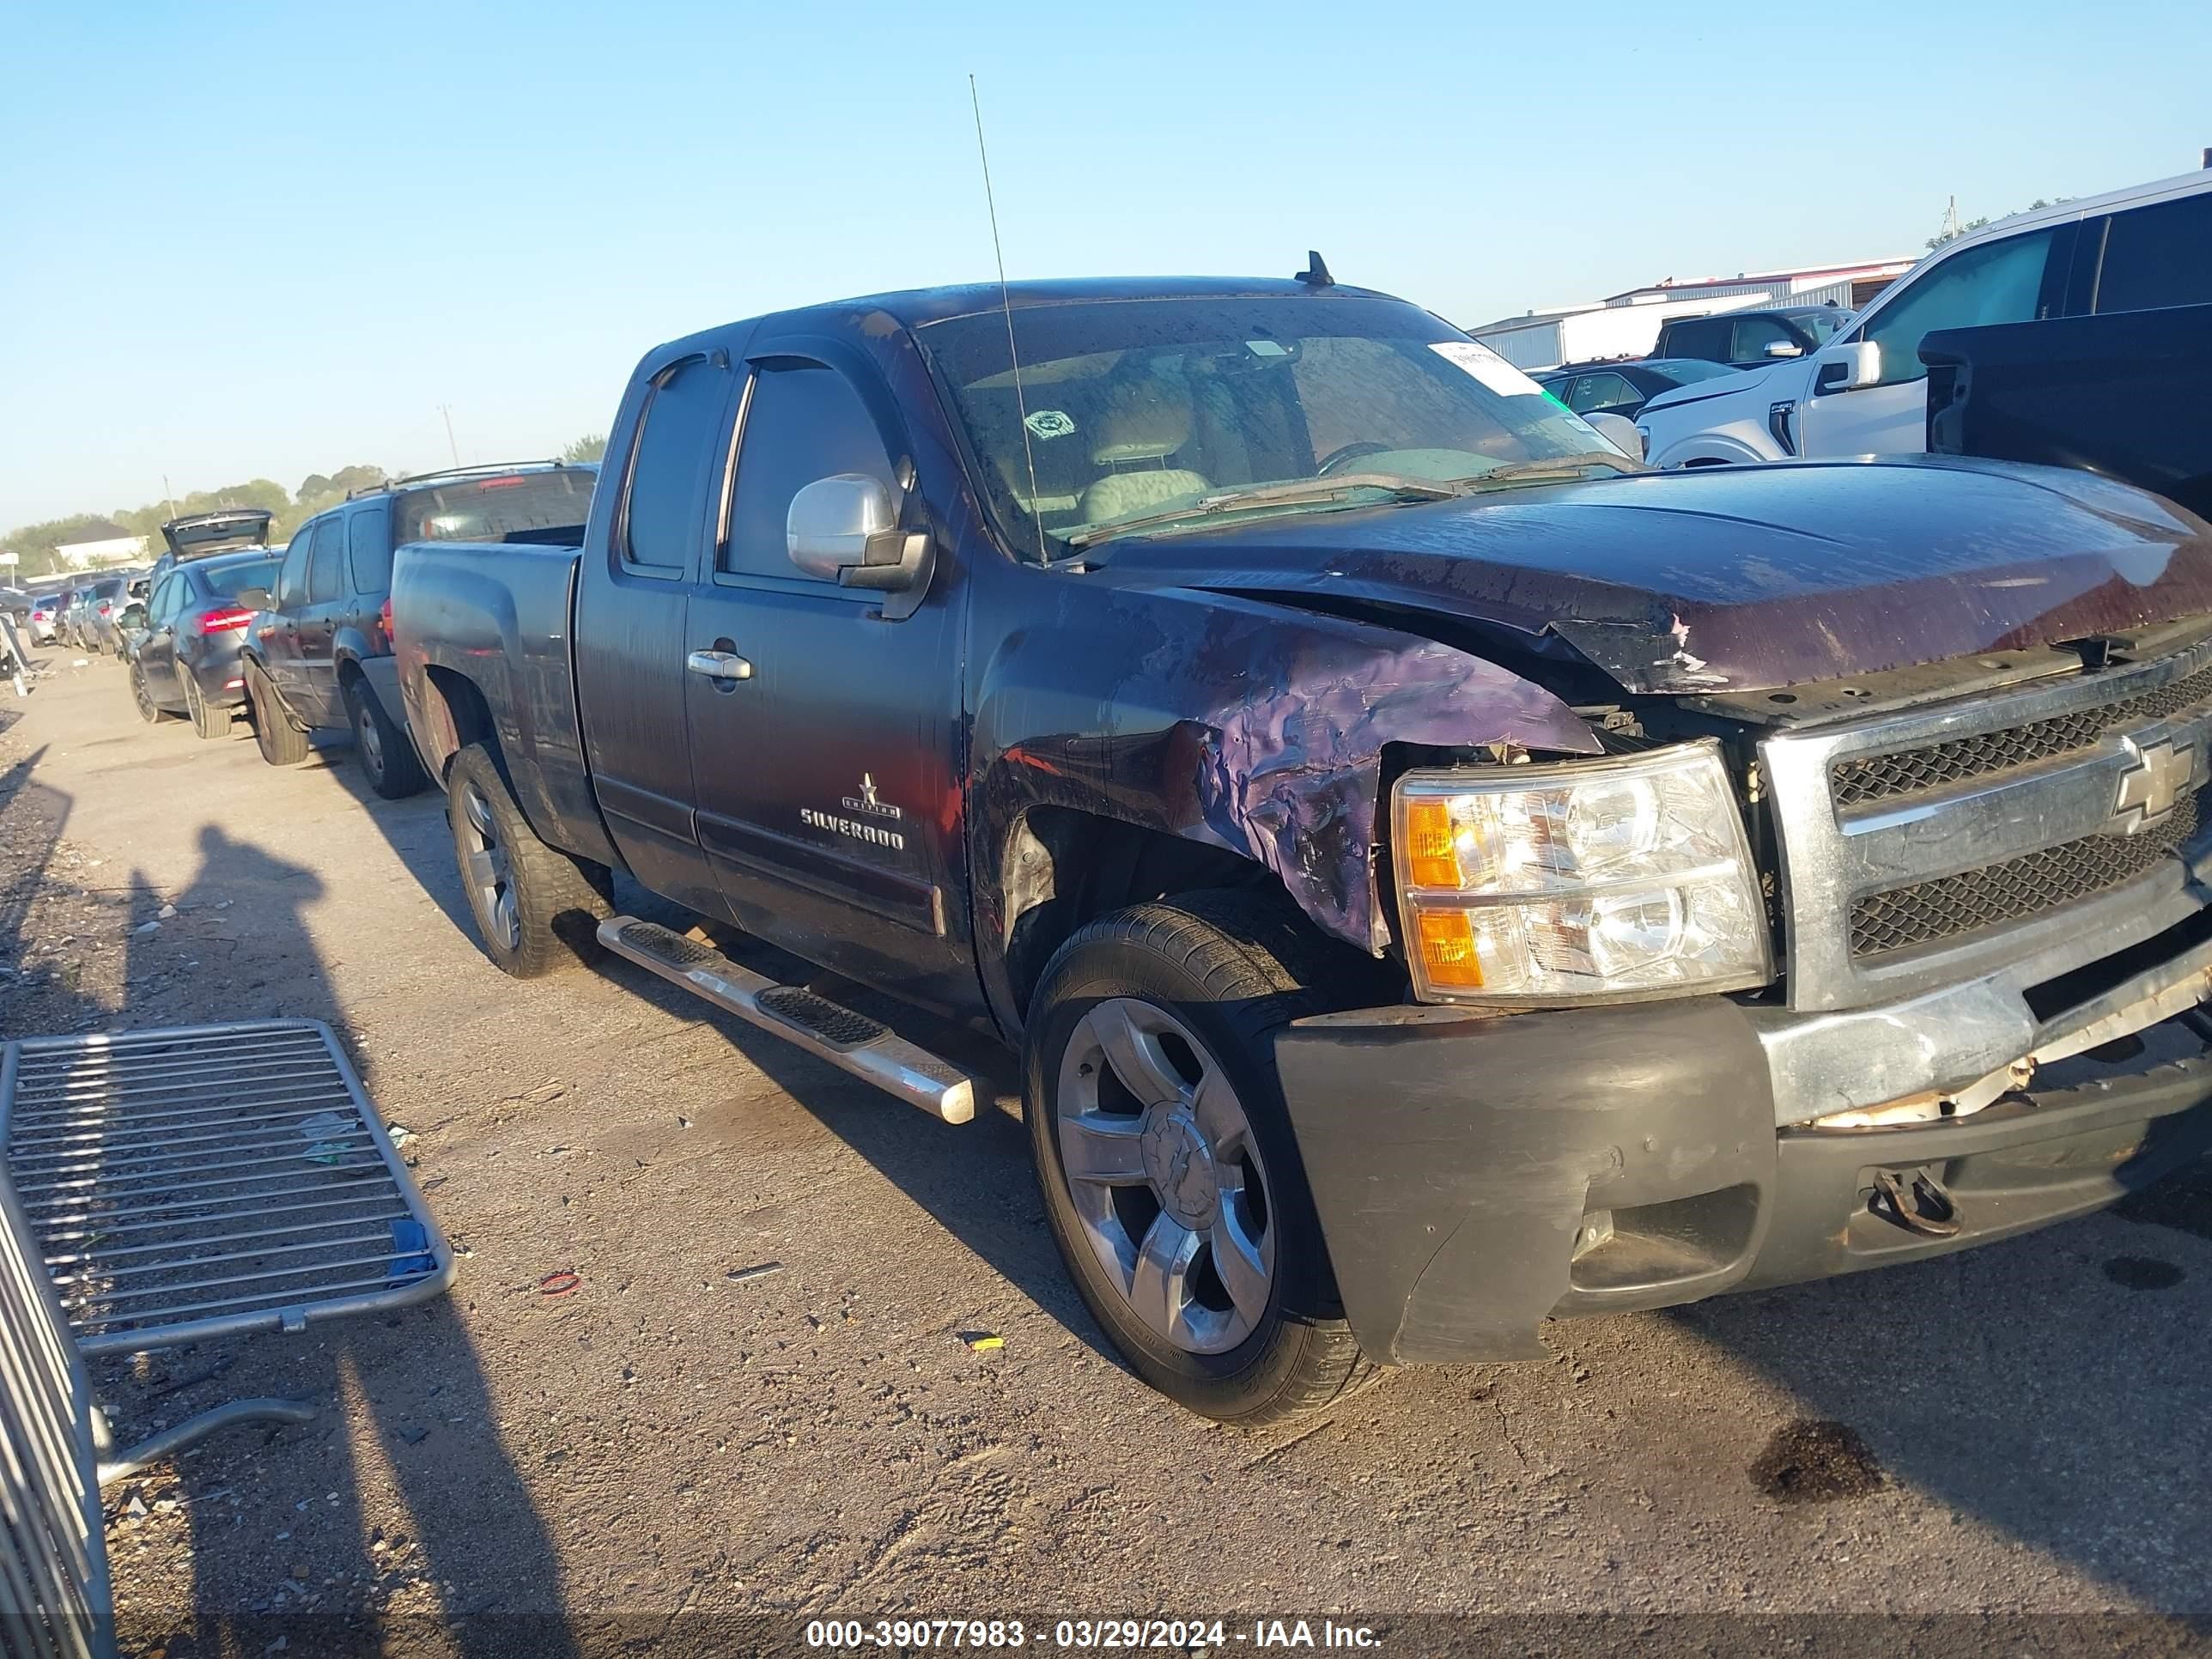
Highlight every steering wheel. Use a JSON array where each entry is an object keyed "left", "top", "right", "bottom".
[{"left": 1316, "top": 441, "right": 1394, "bottom": 476}]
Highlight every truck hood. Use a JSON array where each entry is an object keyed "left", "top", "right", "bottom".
[
  {"left": 1087, "top": 457, "right": 2212, "bottom": 694},
  {"left": 1637, "top": 361, "right": 1786, "bottom": 417}
]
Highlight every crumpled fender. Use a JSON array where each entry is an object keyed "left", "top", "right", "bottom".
[{"left": 969, "top": 582, "right": 1601, "bottom": 981}]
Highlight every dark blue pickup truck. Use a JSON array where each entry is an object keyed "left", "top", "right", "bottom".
[{"left": 392, "top": 274, "right": 2212, "bottom": 1422}]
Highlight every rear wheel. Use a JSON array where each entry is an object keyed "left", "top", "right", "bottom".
[
  {"left": 1024, "top": 892, "right": 1378, "bottom": 1425},
  {"left": 246, "top": 661, "right": 311, "bottom": 766},
  {"left": 129, "top": 662, "right": 170, "bottom": 724},
  {"left": 447, "top": 742, "right": 611, "bottom": 978},
  {"left": 180, "top": 667, "right": 231, "bottom": 740},
  {"left": 346, "top": 677, "right": 428, "bottom": 799}
]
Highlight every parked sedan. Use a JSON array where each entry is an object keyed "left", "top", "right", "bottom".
[
  {"left": 130, "top": 550, "right": 286, "bottom": 738},
  {"left": 1535, "top": 358, "right": 1745, "bottom": 420},
  {"left": 26, "top": 591, "right": 64, "bottom": 641}
]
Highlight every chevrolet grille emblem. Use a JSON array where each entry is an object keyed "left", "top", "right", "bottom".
[{"left": 2112, "top": 737, "right": 2197, "bottom": 835}]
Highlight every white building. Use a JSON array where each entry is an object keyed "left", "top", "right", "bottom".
[
  {"left": 1467, "top": 258, "right": 1918, "bottom": 370},
  {"left": 52, "top": 521, "right": 149, "bottom": 570}
]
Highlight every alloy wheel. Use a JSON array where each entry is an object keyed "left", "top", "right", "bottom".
[
  {"left": 459, "top": 781, "right": 520, "bottom": 952},
  {"left": 1054, "top": 997, "right": 1276, "bottom": 1355}
]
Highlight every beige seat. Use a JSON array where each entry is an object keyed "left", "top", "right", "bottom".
[{"left": 1076, "top": 376, "right": 1209, "bottom": 526}]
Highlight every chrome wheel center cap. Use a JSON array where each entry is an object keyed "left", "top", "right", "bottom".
[{"left": 1140, "top": 1107, "right": 1218, "bottom": 1228}]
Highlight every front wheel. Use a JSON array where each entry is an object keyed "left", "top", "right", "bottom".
[
  {"left": 346, "top": 677, "right": 428, "bottom": 799},
  {"left": 246, "top": 661, "right": 312, "bottom": 765},
  {"left": 180, "top": 666, "right": 231, "bottom": 740},
  {"left": 447, "top": 742, "right": 611, "bottom": 977},
  {"left": 1024, "top": 892, "right": 1377, "bottom": 1425}
]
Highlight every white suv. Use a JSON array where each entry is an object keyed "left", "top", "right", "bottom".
[{"left": 1636, "top": 167, "right": 2212, "bottom": 468}]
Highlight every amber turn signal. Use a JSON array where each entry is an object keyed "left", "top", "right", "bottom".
[
  {"left": 1402, "top": 798, "right": 1462, "bottom": 889},
  {"left": 1413, "top": 908, "right": 1485, "bottom": 988}
]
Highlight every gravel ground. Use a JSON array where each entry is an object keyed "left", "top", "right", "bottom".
[{"left": 4, "top": 650, "right": 2212, "bottom": 1658}]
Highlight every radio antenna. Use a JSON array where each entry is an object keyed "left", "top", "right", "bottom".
[{"left": 969, "top": 75, "right": 1048, "bottom": 563}]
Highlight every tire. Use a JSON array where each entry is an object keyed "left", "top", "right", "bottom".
[
  {"left": 246, "top": 661, "right": 312, "bottom": 766},
  {"left": 345, "top": 676, "right": 428, "bottom": 799},
  {"left": 180, "top": 666, "right": 231, "bottom": 740},
  {"left": 1024, "top": 890, "right": 1379, "bottom": 1425},
  {"left": 129, "top": 662, "right": 175, "bottom": 724},
  {"left": 447, "top": 741, "right": 611, "bottom": 978}
]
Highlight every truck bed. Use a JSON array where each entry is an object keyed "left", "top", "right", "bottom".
[{"left": 387, "top": 538, "right": 619, "bottom": 870}]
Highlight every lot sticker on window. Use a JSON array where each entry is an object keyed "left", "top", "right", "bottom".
[
  {"left": 1024, "top": 410, "right": 1078, "bottom": 441},
  {"left": 1431, "top": 340, "right": 1545, "bottom": 398}
]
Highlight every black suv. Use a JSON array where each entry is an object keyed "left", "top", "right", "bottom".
[
  {"left": 1652, "top": 304, "right": 1850, "bottom": 368},
  {"left": 242, "top": 462, "right": 596, "bottom": 796}
]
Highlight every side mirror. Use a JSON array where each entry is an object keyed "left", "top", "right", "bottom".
[
  {"left": 787, "top": 474, "right": 928, "bottom": 595},
  {"left": 1583, "top": 411, "right": 1645, "bottom": 462},
  {"left": 235, "top": 586, "right": 273, "bottom": 611},
  {"left": 118, "top": 604, "right": 147, "bottom": 629},
  {"left": 1813, "top": 341, "right": 1881, "bottom": 394},
  {"left": 1762, "top": 340, "right": 1805, "bottom": 359}
]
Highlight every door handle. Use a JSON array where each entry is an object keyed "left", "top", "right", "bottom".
[{"left": 686, "top": 649, "right": 754, "bottom": 683}]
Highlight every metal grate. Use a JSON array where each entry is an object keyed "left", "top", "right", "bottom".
[
  {"left": 1850, "top": 793, "right": 2200, "bottom": 957},
  {"left": 0, "top": 1021, "right": 452, "bottom": 1357},
  {"left": 1832, "top": 662, "right": 2212, "bottom": 807},
  {"left": 0, "top": 1160, "right": 114, "bottom": 1659}
]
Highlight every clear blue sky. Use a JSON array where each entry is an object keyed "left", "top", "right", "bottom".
[{"left": 3, "top": 0, "right": 2206, "bottom": 528}]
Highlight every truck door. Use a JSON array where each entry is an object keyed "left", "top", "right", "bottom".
[
  {"left": 1794, "top": 224, "right": 2066, "bottom": 459},
  {"left": 259, "top": 530, "right": 314, "bottom": 710},
  {"left": 682, "top": 345, "right": 974, "bottom": 1012},
  {"left": 292, "top": 517, "right": 350, "bottom": 726},
  {"left": 574, "top": 346, "right": 742, "bottom": 920}
]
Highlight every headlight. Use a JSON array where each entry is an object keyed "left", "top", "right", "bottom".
[{"left": 1392, "top": 739, "right": 1771, "bottom": 1004}]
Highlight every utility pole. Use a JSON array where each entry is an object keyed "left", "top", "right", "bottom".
[
  {"left": 162, "top": 475, "right": 179, "bottom": 518},
  {"left": 437, "top": 405, "right": 461, "bottom": 467},
  {"left": 1938, "top": 195, "right": 1961, "bottom": 244}
]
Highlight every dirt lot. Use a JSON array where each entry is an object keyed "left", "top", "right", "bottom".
[{"left": 5, "top": 649, "right": 2212, "bottom": 1657}]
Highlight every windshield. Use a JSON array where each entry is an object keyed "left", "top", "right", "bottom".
[
  {"left": 394, "top": 466, "right": 597, "bottom": 545},
  {"left": 1790, "top": 310, "right": 1848, "bottom": 346},
  {"left": 201, "top": 554, "right": 283, "bottom": 599},
  {"left": 920, "top": 295, "right": 1620, "bottom": 556}
]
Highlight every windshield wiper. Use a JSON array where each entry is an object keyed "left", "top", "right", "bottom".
[
  {"left": 1456, "top": 450, "right": 1642, "bottom": 489},
  {"left": 1066, "top": 472, "right": 1468, "bottom": 548}
]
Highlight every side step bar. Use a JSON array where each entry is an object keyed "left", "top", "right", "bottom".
[{"left": 597, "top": 918, "right": 976, "bottom": 1124}]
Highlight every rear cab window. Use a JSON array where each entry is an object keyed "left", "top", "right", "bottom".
[
  {"left": 620, "top": 357, "right": 735, "bottom": 576},
  {"left": 2093, "top": 190, "right": 2212, "bottom": 313}
]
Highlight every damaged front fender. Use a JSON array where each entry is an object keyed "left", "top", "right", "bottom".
[{"left": 968, "top": 583, "right": 1603, "bottom": 1005}]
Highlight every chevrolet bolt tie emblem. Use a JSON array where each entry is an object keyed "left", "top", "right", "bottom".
[{"left": 2111, "top": 737, "right": 2196, "bottom": 835}]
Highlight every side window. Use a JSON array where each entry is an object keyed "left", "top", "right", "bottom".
[
  {"left": 307, "top": 518, "right": 346, "bottom": 603},
  {"left": 621, "top": 355, "right": 732, "bottom": 573},
  {"left": 1728, "top": 316, "right": 1798, "bottom": 362},
  {"left": 2094, "top": 192, "right": 2212, "bottom": 314},
  {"left": 1859, "top": 228, "right": 2059, "bottom": 387},
  {"left": 276, "top": 530, "right": 313, "bottom": 609},
  {"left": 720, "top": 364, "right": 896, "bottom": 584},
  {"left": 147, "top": 574, "right": 179, "bottom": 623},
  {"left": 1662, "top": 318, "right": 1730, "bottom": 361},
  {"left": 347, "top": 507, "right": 392, "bottom": 594}
]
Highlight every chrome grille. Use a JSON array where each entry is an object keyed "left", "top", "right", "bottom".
[
  {"left": 1850, "top": 792, "right": 2202, "bottom": 957},
  {"left": 1, "top": 1020, "right": 451, "bottom": 1356},
  {"left": 1832, "top": 662, "right": 2212, "bottom": 806}
]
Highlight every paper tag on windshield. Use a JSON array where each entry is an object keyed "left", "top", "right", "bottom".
[{"left": 1431, "top": 340, "right": 1545, "bottom": 398}]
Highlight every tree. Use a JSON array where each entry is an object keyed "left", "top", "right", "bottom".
[
  {"left": 1929, "top": 198, "right": 2064, "bottom": 250},
  {"left": 561, "top": 433, "right": 607, "bottom": 464},
  {"left": 297, "top": 472, "right": 333, "bottom": 501}
]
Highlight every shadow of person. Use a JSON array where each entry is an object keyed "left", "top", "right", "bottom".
[{"left": 79, "top": 825, "right": 577, "bottom": 1659}]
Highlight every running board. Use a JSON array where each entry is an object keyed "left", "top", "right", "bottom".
[{"left": 597, "top": 918, "right": 976, "bottom": 1124}]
